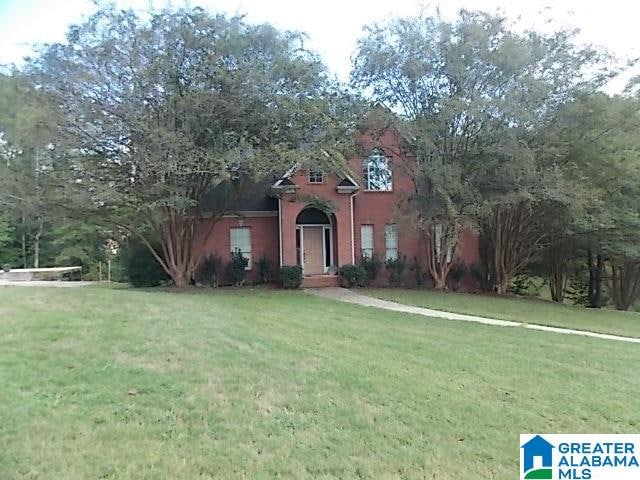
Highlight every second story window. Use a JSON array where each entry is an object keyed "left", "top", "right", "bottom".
[
  {"left": 308, "top": 170, "right": 324, "bottom": 183},
  {"left": 364, "top": 148, "right": 392, "bottom": 191}
]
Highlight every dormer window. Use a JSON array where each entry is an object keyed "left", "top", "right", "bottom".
[
  {"left": 363, "top": 148, "right": 392, "bottom": 191},
  {"left": 308, "top": 169, "right": 324, "bottom": 183}
]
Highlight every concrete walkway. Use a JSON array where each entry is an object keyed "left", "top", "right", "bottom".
[{"left": 308, "top": 287, "right": 640, "bottom": 344}]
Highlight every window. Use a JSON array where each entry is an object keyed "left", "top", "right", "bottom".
[
  {"left": 230, "top": 227, "right": 252, "bottom": 269},
  {"left": 361, "top": 225, "right": 374, "bottom": 258},
  {"left": 363, "top": 148, "right": 392, "bottom": 191},
  {"left": 308, "top": 170, "right": 324, "bottom": 183},
  {"left": 385, "top": 224, "right": 398, "bottom": 261}
]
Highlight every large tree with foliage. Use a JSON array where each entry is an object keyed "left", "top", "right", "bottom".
[
  {"left": 26, "top": 6, "right": 355, "bottom": 286},
  {"left": 352, "top": 9, "right": 622, "bottom": 292},
  {"left": 0, "top": 73, "right": 65, "bottom": 268},
  {"left": 560, "top": 94, "right": 640, "bottom": 309}
]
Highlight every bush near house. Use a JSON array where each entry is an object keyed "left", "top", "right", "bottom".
[
  {"left": 279, "top": 265, "right": 303, "bottom": 289},
  {"left": 339, "top": 264, "right": 366, "bottom": 288},
  {"left": 257, "top": 254, "right": 273, "bottom": 284},
  {"left": 385, "top": 255, "right": 407, "bottom": 287},
  {"left": 359, "top": 254, "right": 382, "bottom": 286},
  {"left": 409, "top": 257, "right": 426, "bottom": 287},
  {"left": 197, "top": 253, "right": 222, "bottom": 288},
  {"left": 121, "top": 239, "right": 170, "bottom": 287},
  {"left": 226, "top": 249, "right": 249, "bottom": 286}
]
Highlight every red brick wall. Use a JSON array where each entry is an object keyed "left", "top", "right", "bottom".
[{"left": 198, "top": 215, "right": 279, "bottom": 284}]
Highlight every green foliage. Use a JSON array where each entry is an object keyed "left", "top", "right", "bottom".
[
  {"left": 449, "top": 262, "right": 468, "bottom": 291},
  {"left": 409, "top": 257, "right": 426, "bottom": 287},
  {"left": 121, "top": 240, "right": 170, "bottom": 288},
  {"left": 257, "top": 255, "right": 273, "bottom": 284},
  {"left": 352, "top": 9, "right": 623, "bottom": 294},
  {"left": 359, "top": 254, "right": 382, "bottom": 286},
  {"left": 25, "top": 5, "right": 356, "bottom": 286},
  {"left": 2, "top": 263, "right": 11, "bottom": 272},
  {"left": 339, "top": 264, "right": 366, "bottom": 288},
  {"left": 279, "top": 265, "right": 303, "bottom": 289},
  {"left": 507, "top": 275, "right": 537, "bottom": 297},
  {"left": 226, "top": 250, "right": 248, "bottom": 286},
  {"left": 198, "top": 254, "right": 222, "bottom": 288},
  {"left": 385, "top": 255, "right": 407, "bottom": 287}
]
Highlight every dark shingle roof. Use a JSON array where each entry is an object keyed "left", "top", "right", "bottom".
[{"left": 201, "top": 178, "right": 278, "bottom": 214}]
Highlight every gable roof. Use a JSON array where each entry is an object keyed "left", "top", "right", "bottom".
[{"left": 271, "top": 162, "right": 360, "bottom": 189}]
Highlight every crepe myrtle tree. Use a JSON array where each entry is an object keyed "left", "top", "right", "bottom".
[
  {"left": 27, "top": 6, "right": 356, "bottom": 287},
  {"left": 352, "top": 9, "right": 622, "bottom": 293}
]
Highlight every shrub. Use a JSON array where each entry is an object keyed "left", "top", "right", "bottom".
[
  {"left": 359, "top": 254, "right": 382, "bottom": 286},
  {"left": 385, "top": 254, "right": 407, "bottom": 287},
  {"left": 409, "top": 257, "right": 425, "bottom": 287},
  {"left": 449, "top": 262, "right": 468, "bottom": 291},
  {"left": 2, "top": 263, "right": 11, "bottom": 273},
  {"left": 198, "top": 253, "right": 222, "bottom": 287},
  {"left": 507, "top": 274, "right": 536, "bottom": 296},
  {"left": 226, "top": 249, "right": 248, "bottom": 286},
  {"left": 279, "top": 265, "right": 303, "bottom": 289},
  {"left": 339, "top": 263, "right": 366, "bottom": 288},
  {"left": 257, "top": 254, "right": 273, "bottom": 284},
  {"left": 120, "top": 239, "right": 170, "bottom": 287}
]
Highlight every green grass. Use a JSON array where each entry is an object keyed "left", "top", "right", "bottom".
[
  {"left": 0, "top": 286, "right": 638, "bottom": 479},
  {"left": 361, "top": 288, "right": 640, "bottom": 338}
]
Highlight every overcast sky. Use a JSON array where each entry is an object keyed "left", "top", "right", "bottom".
[{"left": 0, "top": 0, "right": 638, "bottom": 92}]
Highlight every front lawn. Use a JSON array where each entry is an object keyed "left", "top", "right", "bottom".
[
  {"left": 0, "top": 286, "right": 638, "bottom": 479},
  {"left": 362, "top": 288, "right": 640, "bottom": 338}
]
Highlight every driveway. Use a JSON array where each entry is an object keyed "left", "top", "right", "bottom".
[
  {"left": 0, "top": 280, "right": 93, "bottom": 288},
  {"left": 308, "top": 287, "right": 640, "bottom": 344}
]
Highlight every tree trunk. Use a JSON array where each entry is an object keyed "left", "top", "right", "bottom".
[
  {"left": 423, "top": 222, "right": 457, "bottom": 291},
  {"left": 33, "top": 218, "right": 43, "bottom": 268},
  {"left": 587, "top": 250, "right": 604, "bottom": 308},
  {"left": 611, "top": 257, "right": 640, "bottom": 311},
  {"left": 21, "top": 215, "right": 27, "bottom": 269},
  {"left": 135, "top": 206, "right": 222, "bottom": 288},
  {"left": 548, "top": 238, "right": 570, "bottom": 303},
  {"left": 433, "top": 276, "right": 447, "bottom": 290},
  {"left": 483, "top": 202, "right": 543, "bottom": 294}
]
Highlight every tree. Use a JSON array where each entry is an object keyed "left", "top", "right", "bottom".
[
  {"left": 28, "top": 6, "right": 355, "bottom": 287},
  {"left": 0, "top": 73, "right": 64, "bottom": 268},
  {"left": 352, "top": 9, "right": 622, "bottom": 293},
  {"left": 544, "top": 93, "right": 640, "bottom": 308}
]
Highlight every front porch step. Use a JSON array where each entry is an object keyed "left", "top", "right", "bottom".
[{"left": 301, "top": 275, "right": 340, "bottom": 288}]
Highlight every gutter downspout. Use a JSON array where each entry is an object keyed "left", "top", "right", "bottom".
[
  {"left": 278, "top": 198, "right": 283, "bottom": 267},
  {"left": 350, "top": 191, "right": 359, "bottom": 264}
]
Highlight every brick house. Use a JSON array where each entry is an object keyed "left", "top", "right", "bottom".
[{"left": 201, "top": 130, "right": 479, "bottom": 288}]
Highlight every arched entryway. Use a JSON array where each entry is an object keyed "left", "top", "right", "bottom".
[{"left": 296, "top": 207, "right": 334, "bottom": 275}]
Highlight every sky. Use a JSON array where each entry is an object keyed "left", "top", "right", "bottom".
[{"left": 0, "top": 0, "right": 638, "bottom": 92}]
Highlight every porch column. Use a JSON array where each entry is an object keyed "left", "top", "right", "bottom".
[
  {"left": 280, "top": 200, "right": 304, "bottom": 266},
  {"left": 333, "top": 196, "right": 354, "bottom": 267}
]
